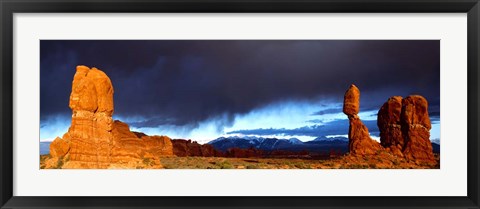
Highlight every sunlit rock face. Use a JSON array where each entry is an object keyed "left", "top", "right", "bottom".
[
  {"left": 343, "top": 84, "right": 382, "bottom": 155},
  {"left": 377, "top": 95, "right": 435, "bottom": 164},
  {"left": 344, "top": 85, "right": 435, "bottom": 165},
  {"left": 47, "top": 65, "right": 173, "bottom": 169},
  {"left": 377, "top": 96, "right": 404, "bottom": 156},
  {"left": 400, "top": 95, "right": 434, "bottom": 163},
  {"left": 62, "top": 66, "right": 115, "bottom": 168},
  {"left": 343, "top": 84, "right": 360, "bottom": 116}
]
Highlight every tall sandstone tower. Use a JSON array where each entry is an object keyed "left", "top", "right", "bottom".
[{"left": 47, "top": 65, "right": 174, "bottom": 169}]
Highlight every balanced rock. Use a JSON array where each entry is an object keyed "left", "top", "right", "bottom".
[
  {"left": 47, "top": 65, "right": 174, "bottom": 169},
  {"left": 343, "top": 84, "right": 382, "bottom": 155},
  {"left": 348, "top": 117, "right": 383, "bottom": 155},
  {"left": 343, "top": 84, "right": 360, "bottom": 116},
  {"left": 342, "top": 84, "right": 436, "bottom": 166}
]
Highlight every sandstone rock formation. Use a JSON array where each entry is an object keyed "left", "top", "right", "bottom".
[
  {"left": 343, "top": 84, "right": 435, "bottom": 165},
  {"left": 377, "top": 95, "right": 434, "bottom": 163},
  {"left": 225, "top": 147, "right": 264, "bottom": 158},
  {"left": 109, "top": 120, "right": 174, "bottom": 168},
  {"left": 172, "top": 139, "right": 224, "bottom": 157},
  {"left": 47, "top": 65, "right": 174, "bottom": 169},
  {"left": 377, "top": 96, "right": 404, "bottom": 156},
  {"left": 49, "top": 136, "right": 70, "bottom": 158},
  {"left": 343, "top": 84, "right": 383, "bottom": 155},
  {"left": 343, "top": 84, "right": 360, "bottom": 116}
]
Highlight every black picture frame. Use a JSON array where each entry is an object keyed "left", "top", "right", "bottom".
[{"left": 1, "top": 0, "right": 479, "bottom": 208}]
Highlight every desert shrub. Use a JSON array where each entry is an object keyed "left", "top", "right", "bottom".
[
  {"left": 294, "top": 162, "right": 309, "bottom": 169},
  {"left": 219, "top": 160, "right": 234, "bottom": 169},
  {"left": 221, "top": 164, "right": 233, "bottom": 169},
  {"left": 39, "top": 155, "right": 50, "bottom": 169},
  {"left": 350, "top": 164, "right": 369, "bottom": 169},
  {"left": 143, "top": 158, "right": 152, "bottom": 166},
  {"left": 246, "top": 164, "right": 260, "bottom": 169},
  {"left": 323, "top": 162, "right": 334, "bottom": 167},
  {"left": 257, "top": 163, "right": 269, "bottom": 168},
  {"left": 162, "top": 164, "right": 174, "bottom": 169},
  {"left": 392, "top": 159, "right": 400, "bottom": 166},
  {"left": 40, "top": 154, "right": 51, "bottom": 159},
  {"left": 55, "top": 159, "right": 64, "bottom": 169},
  {"left": 195, "top": 164, "right": 206, "bottom": 169}
]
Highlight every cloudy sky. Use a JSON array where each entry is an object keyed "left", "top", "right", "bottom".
[{"left": 40, "top": 40, "right": 440, "bottom": 144}]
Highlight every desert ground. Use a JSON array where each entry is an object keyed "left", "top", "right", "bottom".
[{"left": 41, "top": 152, "right": 440, "bottom": 169}]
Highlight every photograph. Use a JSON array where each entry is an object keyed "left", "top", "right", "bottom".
[
  {"left": 39, "top": 40, "right": 440, "bottom": 169},
  {"left": 2, "top": 0, "right": 478, "bottom": 208}
]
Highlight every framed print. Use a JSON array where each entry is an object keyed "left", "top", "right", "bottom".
[{"left": 1, "top": 0, "right": 479, "bottom": 208}]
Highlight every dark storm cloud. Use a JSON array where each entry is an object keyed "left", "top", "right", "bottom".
[
  {"left": 310, "top": 107, "right": 343, "bottom": 116},
  {"left": 126, "top": 117, "right": 179, "bottom": 128},
  {"left": 310, "top": 106, "right": 378, "bottom": 117},
  {"left": 429, "top": 103, "right": 440, "bottom": 124},
  {"left": 41, "top": 40, "right": 440, "bottom": 127},
  {"left": 306, "top": 119, "right": 326, "bottom": 124},
  {"left": 227, "top": 119, "right": 380, "bottom": 137}
]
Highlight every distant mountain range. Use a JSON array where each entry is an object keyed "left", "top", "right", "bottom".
[
  {"left": 207, "top": 136, "right": 440, "bottom": 154},
  {"left": 208, "top": 136, "right": 350, "bottom": 153}
]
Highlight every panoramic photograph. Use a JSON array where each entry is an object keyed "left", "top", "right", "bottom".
[{"left": 40, "top": 40, "right": 440, "bottom": 169}]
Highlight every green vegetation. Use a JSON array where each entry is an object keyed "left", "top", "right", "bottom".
[{"left": 218, "top": 160, "right": 234, "bottom": 169}]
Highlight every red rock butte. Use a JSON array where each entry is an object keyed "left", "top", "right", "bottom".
[
  {"left": 343, "top": 84, "right": 435, "bottom": 165},
  {"left": 46, "top": 65, "right": 174, "bottom": 169},
  {"left": 378, "top": 95, "right": 434, "bottom": 162}
]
